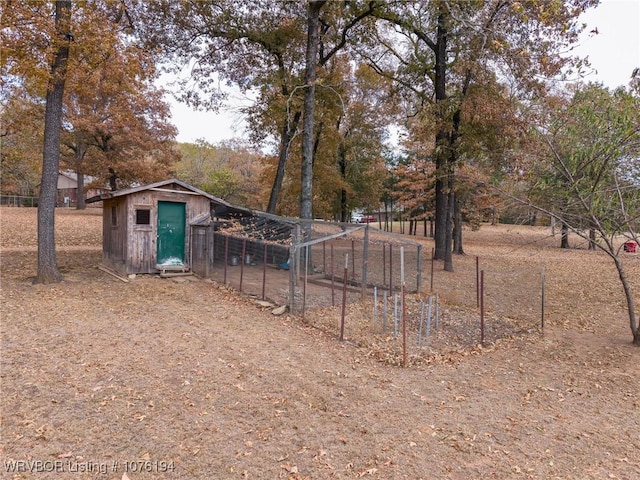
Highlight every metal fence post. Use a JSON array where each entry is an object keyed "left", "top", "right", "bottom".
[
  {"left": 361, "top": 224, "right": 369, "bottom": 300},
  {"left": 416, "top": 244, "right": 423, "bottom": 292}
]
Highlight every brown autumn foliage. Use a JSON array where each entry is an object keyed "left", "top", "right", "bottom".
[{"left": 1, "top": 1, "right": 179, "bottom": 197}]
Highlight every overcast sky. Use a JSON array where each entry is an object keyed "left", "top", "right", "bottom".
[
  {"left": 572, "top": 0, "right": 639, "bottom": 88},
  {"left": 165, "top": 0, "right": 640, "bottom": 145}
]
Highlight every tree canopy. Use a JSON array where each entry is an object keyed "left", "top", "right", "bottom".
[
  {"left": 1, "top": 0, "right": 180, "bottom": 282},
  {"left": 176, "top": 138, "right": 265, "bottom": 207}
]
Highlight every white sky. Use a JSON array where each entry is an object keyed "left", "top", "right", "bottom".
[
  {"left": 165, "top": 0, "right": 640, "bottom": 145},
  {"left": 165, "top": 90, "right": 250, "bottom": 145},
  {"left": 571, "top": 0, "right": 640, "bottom": 88}
]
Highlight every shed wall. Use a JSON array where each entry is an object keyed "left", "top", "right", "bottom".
[
  {"left": 126, "top": 191, "right": 155, "bottom": 274},
  {"left": 101, "top": 188, "right": 211, "bottom": 275},
  {"left": 102, "top": 197, "right": 128, "bottom": 273}
]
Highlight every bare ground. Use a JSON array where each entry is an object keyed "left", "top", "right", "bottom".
[{"left": 0, "top": 207, "right": 638, "bottom": 480}]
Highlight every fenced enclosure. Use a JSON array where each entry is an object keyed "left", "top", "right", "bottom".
[
  {"left": 191, "top": 218, "right": 610, "bottom": 366},
  {"left": 290, "top": 222, "right": 423, "bottom": 316},
  {"left": 190, "top": 217, "right": 423, "bottom": 315},
  {"left": 190, "top": 219, "right": 291, "bottom": 303},
  {"left": 280, "top": 231, "right": 560, "bottom": 366},
  {"left": 0, "top": 195, "right": 37, "bottom": 207},
  {"left": 304, "top": 270, "right": 542, "bottom": 367}
]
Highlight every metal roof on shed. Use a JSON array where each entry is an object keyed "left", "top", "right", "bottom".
[{"left": 86, "top": 178, "right": 231, "bottom": 206}]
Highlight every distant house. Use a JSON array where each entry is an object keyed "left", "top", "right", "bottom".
[
  {"left": 87, "top": 179, "right": 232, "bottom": 275},
  {"left": 57, "top": 171, "right": 107, "bottom": 207}
]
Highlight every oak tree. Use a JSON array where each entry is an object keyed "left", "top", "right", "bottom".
[
  {"left": 2, "top": 0, "right": 178, "bottom": 282},
  {"left": 0, "top": 91, "right": 43, "bottom": 196},
  {"left": 365, "top": 0, "right": 597, "bottom": 270}
]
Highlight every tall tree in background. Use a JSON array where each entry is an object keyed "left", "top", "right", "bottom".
[
  {"left": 176, "top": 139, "right": 265, "bottom": 207},
  {"left": 0, "top": 91, "right": 44, "bottom": 196},
  {"left": 130, "top": 0, "right": 308, "bottom": 214},
  {"left": 299, "top": 0, "right": 380, "bottom": 221},
  {"left": 331, "top": 62, "right": 395, "bottom": 221},
  {"left": 60, "top": 2, "right": 178, "bottom": 206},
  {"left": 452, "top": 77, "right": 530, "bottom": 246},
  {"left": 62, "top": 69, "right": 178, "bottom": 206},
  {"left": 269, "top": 58, "right": 392, "bottom": 220},
  {"left": 366, "top": 0, "right": 598, "bottom": 270},
  {"left": 300, "top": 0, "right": 326, "bottom": 223},
  {"left": 2, "top": 0, "right": 178, "bottom": 281},
  {"left": 132, "top": 1, "right": 379, "bottom": 218}
]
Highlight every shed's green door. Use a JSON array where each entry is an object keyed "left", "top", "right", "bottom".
[{"left": 157, "top": 201, "right": 186, "bottom": 266}]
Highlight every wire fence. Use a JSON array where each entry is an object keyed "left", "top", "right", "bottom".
[
  {"left": 190, "top": 220, "right": 424, "bottom": 315},
  {"left": 290, "top": 222, "right": 423, "bottom": 315},
  {"left": 429, "top": 252, "right": 546, "bottom": 329},
  {"left": 191, "top": 219, "right": 636, "bottom": 366},
  {"left": 300, "top": 254, "right": 547, "bottom": 366},
  {"left": 0, "top": 195, "right": 37, "bottom": 207},
  {"left": 294, "top": 231, "right": 574, "bottom": 366}
]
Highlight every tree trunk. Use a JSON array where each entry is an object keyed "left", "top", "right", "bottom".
[
  {"left": 75, "top": 142, "right": 87, "bottom": 210},
  {"left": 448, "top": 88, "right": 467, "bottom": 258},
  {"left": 339, "top": 140, "right": 348, "bottom": 222},
  {"left": 561, "top": 222, "right": 570, "bottom": 249},
  {"left": 300, "top": 0, "right": 325, "bottom": 222},
  {"left": 35, "top": 0, "right": 71, "bottom": 284},
  {"left": 433, "top": 9, "right": 448, "bottom": 261},
  {"left": 612, "top": 255, "right": 640, "bottom": 345},
  {"left": 384, "top": 201, "right": 389, "bottom": 232},
  {"left": 443, "top": 170, "right": 454, "bottom": 272},
  {"left": 588, "top": 226, "right": 596, "bottom": 250},
  {"left": 267, "top": 110, "right": 300, "bottom": 213},
  {"left": 453, "top": 193, "right": 464, "bottom": 255},
  {"left": 76, "top": 170, "right": 85, "bottom": 209}
]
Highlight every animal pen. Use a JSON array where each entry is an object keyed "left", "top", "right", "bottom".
[{"left": 190, "top": 215, "right": 424, "bottom": 315}]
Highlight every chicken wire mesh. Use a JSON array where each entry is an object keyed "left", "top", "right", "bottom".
[
  {"left": 290, "top": 222, "right": 423, "bottom": 315},
  {"left": 191, "top": 218, "right": 423, "bottom": 314}
]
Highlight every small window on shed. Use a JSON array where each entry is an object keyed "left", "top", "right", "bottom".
[
  {"left": 111, "top": 206, "right": 117, "bottom": 226},
  {"left": 135, "top": 209, "right": 151, "bottom": 225}
]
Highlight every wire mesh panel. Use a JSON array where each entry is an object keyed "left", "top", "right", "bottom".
[
  {"left": 289, "top": 221, "right": 423, "bottom": 315},
  {"left": 191, "top": 225, "right": 209, "bottom": 277},
  {"left": 191, "top": 218, "right": 423, "bottom": 316},
  {"left": 190, "top": 219, "right": 293, "bottom": 305},
  {"left": 0, "top": 195, "right": 38, "bottom": 207},
  {"left": 191, "top": 217, "right": 585, "bottom": 362}
]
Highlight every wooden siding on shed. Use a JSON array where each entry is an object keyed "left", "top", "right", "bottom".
[
  {"left": 102, "top": 197, "right": 127, "bottom": 273},
  {"left": 101, "top": 187, "right": 211, "bottom": 275},
  {"left": 127, "top": 191, "right": 155, "bottom": 274}
]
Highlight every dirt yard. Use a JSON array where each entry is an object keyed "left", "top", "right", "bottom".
[{"left": 1, "top": 206, "right": 638, "bottom": 480}]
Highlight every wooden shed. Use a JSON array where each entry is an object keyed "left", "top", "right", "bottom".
[{"left": 88, "top": 179, "right": 230, "bottom": 275}]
